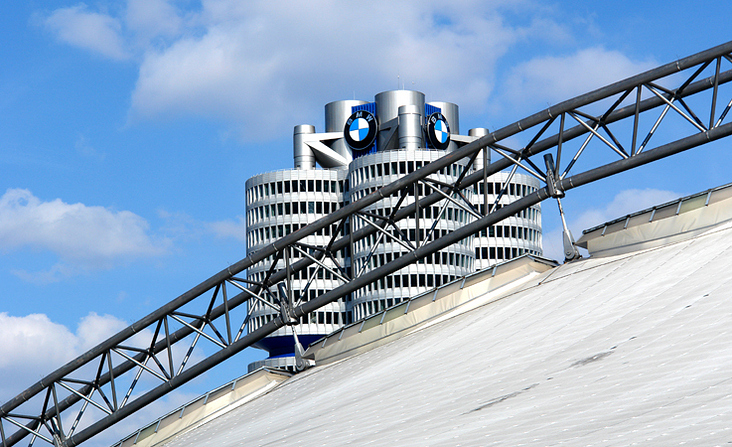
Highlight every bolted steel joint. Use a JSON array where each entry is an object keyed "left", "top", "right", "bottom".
[
  {"left": 544, "top": 154, "right": 565, "bottom": 198},
  {"left": 276, "top": 283, "right": 298, "bottom": 326}
]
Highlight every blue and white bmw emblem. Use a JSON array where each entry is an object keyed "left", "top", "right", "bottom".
[
  {"left": 349, "top": 117, "right": 370, "bottom": 141},
  {"left": 344, "top": 110, "right": 377, "bottom": 150},
  {"left": 425, "top": 112, "right": 451, "bottom": 150}
]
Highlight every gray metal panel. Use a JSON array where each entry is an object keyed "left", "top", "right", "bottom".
[
  {"left": 469, "top": 128, "right": 490, "bottom": 170},
  {"left": 397, "top": 104, "right": 423, "bottom": 149},
  {"left": 428, "top": 101, "right": 459, "bottom": 152},
  {"left": 375, "top": 90, "right": 425, "bottom": 151},
  {"left": 324, "top": 99, "right": 366, "bottom": 162},
  {"left": 293, "top": 125, "right": 316, "bottom": 169},
  {"left": 427, "top": 101, "right": 459, "bottom": 134}
]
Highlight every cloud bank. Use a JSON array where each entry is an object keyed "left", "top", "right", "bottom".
[
  {"left": 44, "top": 3, "right": 131, "bottom": 60},
  {"left": 502, "top": 47, "right": 657, "bottom": 109},
  {"left": 0, "top": 311, "right": 204, "bottom": 447},
  {"left": 0, "top": 189, "right": 168, "bottom": 281},
  {"left": 40, "top": 1, "right": 658, "bottom": 139},
  {"left": 0, "top": 312, "right": 127, "bottom": 397}
]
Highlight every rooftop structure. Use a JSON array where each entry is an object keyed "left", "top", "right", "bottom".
[{"left": 118, "top": 185, "right": 732, "bottom": 446}]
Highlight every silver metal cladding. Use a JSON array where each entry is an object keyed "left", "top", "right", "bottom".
[
  {"left": 375, "top": 90, "right": 425, "bottom": 151},
  {"left": 325, "top": 99, "right": 367, "bottom": 161},
  {"left": 398, "top": 104, "right": 424, "bottom": 150},
  {"left": 293, "top": 124, "right": 316, "bottom": 170},
  {"left": 469, "top": 128, "right": 491, "bottom": 170},
  {"left": 428, "top": 101, "right": 459, "bottom": 134}
]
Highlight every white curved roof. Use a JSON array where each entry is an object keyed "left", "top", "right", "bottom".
[{"left": 156, "top": 217, "right": 732, "bottom": 446}]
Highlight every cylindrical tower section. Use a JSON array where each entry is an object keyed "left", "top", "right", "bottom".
[
  {"left": 325, "top": 99, "right": 367, "bottom": 163},
  {"left": 245, "top": 168, "right": 350, "bottom": 372},
  {"left": 293, "top": 124, "right": 316, "bottom": 170},
  {"left": 428, "top": 101, "right": 459, "bottom": 134},
  {"left": 470, "top": 172, "right": 542, "bottom": 272},
  {"left": 347, "top": 150, "right": 474, "bottom": 322},
  {"left": 398, "top": 105, "right": 423, "bottom": 150},
  {"left": 375, "top": 90, "right": 425, "bottom": 151},
  {"left": 469, "top": 127, "right": 491, "bottom": 171}
]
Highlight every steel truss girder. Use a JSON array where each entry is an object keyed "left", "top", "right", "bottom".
[{"left": 3, "top": 40, "right": 732, "bottom": 447}]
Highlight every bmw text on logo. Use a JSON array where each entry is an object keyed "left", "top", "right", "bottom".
[
  {"left": 425, "top": 112, "right": 451, "bottom": 150},
  {"left": 344, "top": 110, "right": 378, "bottom": 150}
]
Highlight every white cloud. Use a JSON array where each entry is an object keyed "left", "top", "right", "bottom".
[
  {"left": 0, "top": 312, "right": 126, "bottom": 396},
  {"left": 0, "top": 311, "right": 207, "bottom": 447},
  {"left": 129, "top": 0, "right": 531, "bottom": 136},
  {"left": 125, "top": 0, "right": 183, "bottom": 43},
  {"left": 543, "top": 188, "right": 681, "bottom": 261},
  {"left": 39, "top": 1, "right": 660, "bottom": 142},
  {"left": 0, "top": 313, "right": 77, "bottom": 371},
  {"left": 208, "top": 216, "right": 247, "bottom": 243},
  {"left": 40, "top": 0, "right": 581, "bottom": 138},
  {"left": 44, "top": 3, "right": 131, "bottom": 61},
  {"left": 0, "top": 189, "right": 169, "bottom": 279},
  {"left": 502, "top": 47, "right": 657, "bottom": 109},
  {"left": 157, "top": 209, "right": 248, "bottom": 244},
  {"left": 75, "top": 311, "right": 130, "bottom": 351},
  {"left": 0, "top": 309, "right": 206, "bottom": 396}
]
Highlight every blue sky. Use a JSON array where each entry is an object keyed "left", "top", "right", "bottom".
[{"left": 2, "top": 1, "right": 732, "bottom": 444}]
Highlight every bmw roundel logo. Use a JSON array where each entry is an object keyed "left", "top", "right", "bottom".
[
  {"left": 425, "top": 112, "right": 451, "bottom": 150},
  {"left": 344, "top": 110, "right": 378, "bottom": 150}
]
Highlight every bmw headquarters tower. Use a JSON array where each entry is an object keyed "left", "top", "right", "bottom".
[{"left": 245, "top": 90, "right": 542, "bottom": 371}]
